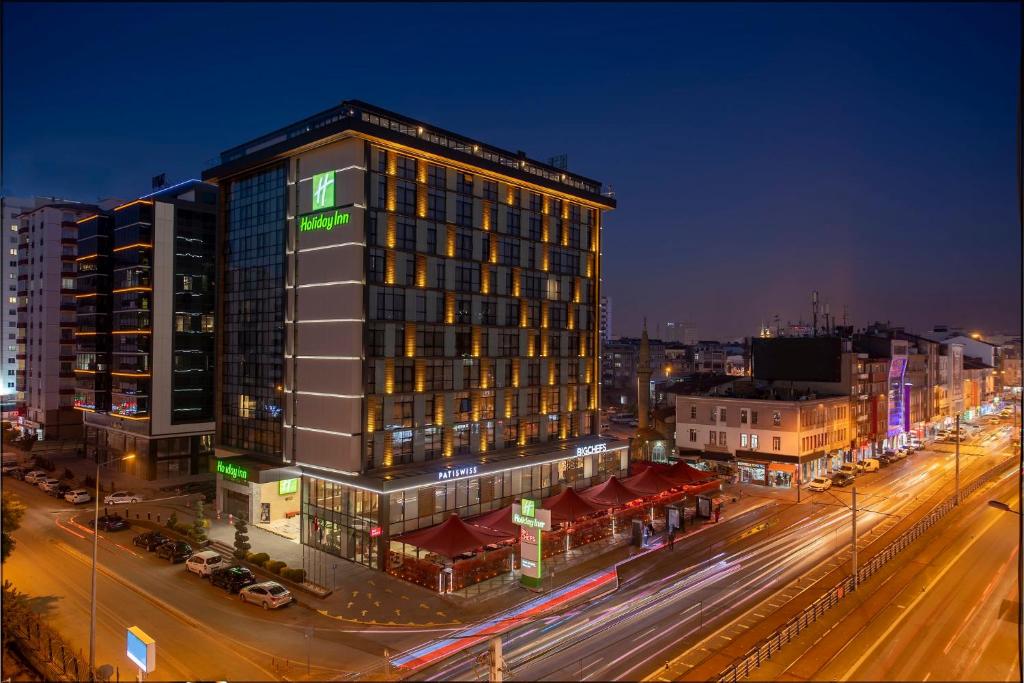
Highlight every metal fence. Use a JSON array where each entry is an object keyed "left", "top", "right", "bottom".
[
  {"left": 2, "top": 595, "right": 96, "bottom": 682},
  {"left": 715, "top": 456, "right": 1017, "bottom": 683}
]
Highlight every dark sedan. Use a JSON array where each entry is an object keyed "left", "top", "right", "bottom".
[
  {"left": 831, "top": 472, "right": 855, "bottom": 487},
  {"left": 50, "top": 482, "right": 74, "bottom": 498},
  {"left": 209, "top": 565, "right": 257, "bottom": 593},
  {"left": 132, "top": 531, "right": 171, "bottom": 551},
  {"left": 96, "top": 515, "right": 129, "bottom": 532},
  {"left": 155, "top": 541, "right": 193, "bottom": 563}
]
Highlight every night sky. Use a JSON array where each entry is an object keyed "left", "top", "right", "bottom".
[{"left": 4, "top": 3, "right": 1020, "bottom": 340}]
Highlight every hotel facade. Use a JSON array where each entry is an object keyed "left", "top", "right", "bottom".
[{"left": 203, "top": 101, "right": 619, "bottom": 571}]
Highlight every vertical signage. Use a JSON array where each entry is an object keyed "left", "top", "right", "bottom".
[
  {"left": 513, "top": 501, "right": 550, "bottom": 591},
  {"left": 312, "top": 171, "right": 335, "bottom": 211}
]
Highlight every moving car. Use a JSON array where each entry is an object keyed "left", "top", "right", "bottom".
[
  {"left": 23, "top": 470, "right": 48, "bottom": 484},
  {"left": 96, "top": 514, "right": 129, "bottom": 532},
  {"left": 65, "top": 489, "right": 91, "bottom": 504},
  {"left": 132, "top": 531, "right": 171, "bottom": 551},
  {"left": 185, "top": 550, "right": 224, "bottom": 577},
  {"left": 807, "top": 477, "right": 832, "bottom": 492},
  {"left": 239, "top": 581, "right": 293, "bottom": 610},
  {"left": 38, "top": 477, "right": 61, "bottom": 493},
  {"left": 156, "top": 541, "right": 193, "bottom": 563},
  {"left": 831, "top": 472, "right": 855, "bottom": 487},
  {"left": 209, "top": 565, "right": 257, "bottom": 593},
  {"left": 104, "top": 491, "right": 142, "bottom": 505},
  {"left": 860, "top": 458, "right": 880, "bottom": 473}
]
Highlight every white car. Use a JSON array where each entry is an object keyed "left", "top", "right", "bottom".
[
  {"left": 65, "top": 489, "right": 91, "bottom": 504},
  {"left": 104, "top": 491, "right": 142, "bottom": 505},
  {"left": 185, "top": 550, "right": 223, "bottom": 577},
  {"left": 23, "top": 470, "right": 48, "bottom": 484},
  {"left": 860, "top": 458, "right": 880, "bottom": 473},
  {"left": 239, "top": 581, "right": 293, "bottom": 610},
  {"left": 807, "top": 477, "right": 832, "bottom": 492},
  {"left": 38, "top": 477, "right": 61, "bottom": 493}
]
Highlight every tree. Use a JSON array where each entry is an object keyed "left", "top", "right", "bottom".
[
  {"left": 166, "top": 511, "right": 178, "bottom": 530},
  {"left": 233, "top": 517, "right": 251, "bottom": 560},
  {"left": 2, "top": 494, "right": 27, "bottom": 563},
  {"left": 191, "top": 499, "right": 207, "bottom": 543}
]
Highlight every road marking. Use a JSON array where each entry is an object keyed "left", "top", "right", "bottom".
[
  {"left": 634, "top": 626, "right": 657, "bottom": 642},
  {"left": 838, "top": 509, "right": 1006, "bottom": 681},
  {"left": 923, "top": 672, "right": 931, "bottom": 681}
]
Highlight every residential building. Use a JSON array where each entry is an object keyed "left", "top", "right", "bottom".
[
  {"left": 599, "top": 294, "right": 612, "bottom": 343},
  {"left": 202, "top": 100, "right": 618, "bottom": 570},
  {"left": 75, "top": 181, "right": 217, "bottom": 479},
  {"left": 674, "top": 378, "right": 850, "bottom": 485},
  {"left": 961, "top": 356, "right": 996, "bottom": 418},
  {"left": 692, "top": 341, "right": 726, "bottom": 374},
  {"left": 602, "top": 336, "right": 666, "bottom": 408},
  {"left": 1, "top": 196, "right": 36, "bottom": 412},
  {"left": 664, "top": 320, "right": 696, "bottom": 345},
  {"left": 15, "top": 199, "right": 100, "bottom": 440}
]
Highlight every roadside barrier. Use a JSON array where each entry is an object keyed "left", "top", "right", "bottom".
[
  {"left": 715, "top": 455, "right": 1018, "bottom": 683},
  {"left": 2, "top": 585, "right": 96, "bottom": 681}
]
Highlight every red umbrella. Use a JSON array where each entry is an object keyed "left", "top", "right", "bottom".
[
  {"left": 395, "top": 514, "right": 507, "bottom": 559},
  {"left": 468, "top": 506, "right": 518, "bottom": 538},
  {"left": 637, "top": 461, "right": 713, "bottom": 485},
  {"left": 622, "top": 467, "right": 676, "bottom": 497},
  {"left": 580, "top": 476, "right": 643, "bottom": 507},
  {"left": 542, "top": 487, "right": 604, "bottom": 524}
]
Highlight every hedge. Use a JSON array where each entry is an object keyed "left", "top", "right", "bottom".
[
  {"left": 246, "top": 552, "right": 269, "bottom": 566},
  {"left": 280, "top": 567, "right": 306, "bottom": 583},
  {"left": 264, "top": 560, "right": 287, "bottom": 575}
]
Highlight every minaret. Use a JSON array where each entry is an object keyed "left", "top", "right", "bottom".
[{"left": 637, "top": 318, "right": 651, "bottom": 430}]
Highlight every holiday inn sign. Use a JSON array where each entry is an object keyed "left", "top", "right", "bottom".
[{"left": 299, "top": 170, "right": 351, "bottom": 232}]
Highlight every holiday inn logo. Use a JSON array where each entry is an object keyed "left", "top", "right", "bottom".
[
  {"left": 312, "top": 171, "right": 335, "bottom": 211},
  {"left": 299, "top": 209, "right": 350, "bottom": 232}
]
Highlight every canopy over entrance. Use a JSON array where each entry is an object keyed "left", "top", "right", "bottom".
[
  {"left": 622, "top": 467, "right": 676, "bottom": 496},
  {"left": 395, "top": 514, "right": 507, "bottom": 559},
  {"left": 580, "top": 476, "right": 643, "bottom": 507},
  {"left": 542, "top": 486, "right": 604, "bottom": 524},
  {"left": 468, "top": 506, "right": 518, "bottom": 538}
]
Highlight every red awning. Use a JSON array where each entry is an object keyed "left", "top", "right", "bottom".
[
  {"left": 635, "top": 461, "right": 713, "bottom": 485},
  {"left": 395, "top": 514, "right": 508, "bottom": 559},
  {"left": 580, "top": 476, "right": 643, "bottom": 507},
  {"left": 468, "top": 506, "right": 518, "bottom": 538},
  {"left": 622, "top": 467, "right": 676, "bottom": 496},
  {"left": 542, "top": 486, "right": 604, "bottom": 524}
]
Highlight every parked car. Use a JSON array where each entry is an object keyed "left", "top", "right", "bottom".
[
  {"left": 23, "top": 470, "right": 48, "bottom": 484},
  {"left": 909, "top": 441, "right": 925, "bottom": 451},
  {"left": 239, "top": 581, "right": 293, "bottom": 610},
  {"left": 807, "top": 477, "right": 832, "bottom": 492},
  {"left": 185, "top": 550, "right": 224, "bottom": 577},
  {"left": 104, "top": 491, "right": 142, "bottom": 505},
  {"left": 65, "top": 489, "right": 91, "bottom": 504},
  {"left": 838, "top": 463, "right": 859, "bottom": 477},
  {"left": 38, "top": 477, "right": 61, "bottom": 493},
  {"left": 860, "top": 458, "right": 880, "bottom": 473},
  {"left": 935, "top": 430, "right": 951, "bottom": 440},
  {"left": 1, "top": 462, "right": 21, "bottom": 475},
  {"left": 831, "top": 472, "right": 855, "bottom": 487},
  {"left": 877, "top": 452, "right": 896, "bottom": 466},
  {"left": 209, "top": 565, "right": 257, "bottom": 593},
  {"left": 49, "top": 482, "right": 73, "bottom": 498},
  {"left": 10, "top": 467, "right": 32, "bottom": 480},
  {"left": 132, "top": 531, "right": 171, "bottom": 552},
  {"left": 156, "top": 541, "right": 193, "bottom": 563},
  {"left": 96, "top": 515, "right": 129, "bottom": 532}
]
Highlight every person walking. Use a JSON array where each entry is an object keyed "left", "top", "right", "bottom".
[
  {"left": 714, "top": 502, "right": 721, "bottom": 523},
  {"left": 668, "top": 526, "right": 676, "bottom": 551}
]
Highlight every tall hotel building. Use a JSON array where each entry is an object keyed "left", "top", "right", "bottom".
[
  {"left": 15, "top": 199, "right": 99, "bottom": 440},
  {"left": 203, "top": 101, "right": 620, "bottom": 571},
  {"left": 75, "top": 181, "right": 217, "bottom": 479}
]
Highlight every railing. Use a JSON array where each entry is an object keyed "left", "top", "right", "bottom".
[
  {"left": 715, "top": 455, "right": 1017, "bottom": 683},
  {"left": 2, "top": 584, "right": 96, "bottom": 682}
]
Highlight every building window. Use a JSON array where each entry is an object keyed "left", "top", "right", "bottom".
[
  {"left": 772, "top": 411, "right": 781, "bottom": 426},
  {"left": 741, "top": 433, "right": 748, "bottom": 448},
  {"left": 740, "top": 409, "right": 748, "bottom": 424},
  {"left": 688, "top": 429, "right": 697, "bottom": 443},
  {"left": 751, "top": 434, "right": 759, "bottom": 449},
  {"left": 751, "top": 410, "right": 758, "bottom": 425},
  {"left": 690, "top": 405, "right": 697, "bottom": 420},
  {"left": 709, "top": 431, "right": 716, "bottom": 446},
  {"left": 772, "top": 436, "right": 781, "bottom": 451},
  {"left": 719, "top": 431, "right": 726, "bottom": 446}
]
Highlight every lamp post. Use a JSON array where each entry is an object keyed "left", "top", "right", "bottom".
[
  {"left": 955, "top": 413, "right": 960, "bottom": 505},
  {"left": 90, "top": 452, "right": 135, "bottom": 677}
]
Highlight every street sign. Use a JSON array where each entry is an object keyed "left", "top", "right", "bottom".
[
  {"left": 126, "top": 626, "right": 155, "bottom": 674},
  {"left": 513, "top": 501, "right": 551, "bottom": 590}
]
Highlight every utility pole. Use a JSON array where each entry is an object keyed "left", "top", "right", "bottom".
[
  {"left": 851, "top": 484, "right": 858, "bottom": 591},
  {"left": 489, "top": 636, "right": 503, "bottom": 682},
  {"left": 955, "top": 413, "right": 961, "bottom": 505}
]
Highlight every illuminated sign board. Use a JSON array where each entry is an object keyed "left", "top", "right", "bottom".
[
  {"left": 126, "top": 626, "right": 155, "bottom": 673},
  {"left": 437, "top": 465, "right": 478, "bottom": 481},
  {"left": 576, "top": 443, "right": 608, "bottom": 457},
  {"left": 278, "top": 478, "right": 299, "bottom": 496},
  {"left": 370, "top": 526, "right": 382, "bottom": 538},
  {"left": 216, "top": 460, "right": 249, "bottom": 482},
  {"left": 521, "top": 498, "right": 536, "bottom": 518},
  {"left": 512, "top": 513, "right": 547, "bottom": 529},
  {"left": 298, "top": 208, "right": 350, "bottom": 232},
  {"left": 312, "top": 171, "right": 335, "bottom": 211},
  {"left": 514, "top": 502, "right": 551, "bottom": 590}
]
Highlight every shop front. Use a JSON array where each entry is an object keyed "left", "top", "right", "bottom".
[
  {"left": 213, "top": 455, "right": 302, "bottom": 536},
  {"left": 299, "top": 436, "right": 630, "bottom": 572}
]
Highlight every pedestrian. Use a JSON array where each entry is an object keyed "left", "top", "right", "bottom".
[
  {"left": 714, "top": 503, "right": 721, "bottom": 523},
  {"left": 668, "top": 526, "right": 675, "bottom": 551}
]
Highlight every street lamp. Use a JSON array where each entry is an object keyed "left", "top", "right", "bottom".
[
  {"left": 90, "top": 452, "right": 135, "bottom": 677},
  {"left": 988, "top": 500, "right": 1021, "bottom": 515}
]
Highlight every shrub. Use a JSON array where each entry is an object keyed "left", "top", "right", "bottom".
[
  {"left": 166, "top": 512, "right": 179, "bottom": 530},
  {"left": 232, "top": 518, "right": 251, "bottom": 560},
  {"left": 264, "top": 560, "right": 286, "bottom": 575},
  {"left": 191, "top": 500, "right": 207, "bottom": 543},
  {"left": 62, "top": 468, "right": 74, "bottom": 481},
  {"left": 175, "top": 522, "right": 193, "bottom": 537},
  {"left": 281, "top": 567, "right": 306, "bottom": 583},
  {"left": 247, "top": 552, "right": 269, "bottom": 566}
]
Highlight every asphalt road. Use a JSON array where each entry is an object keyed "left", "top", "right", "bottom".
[
  {"left": 2, "top": 479, "right": 445, "bottom": 681},
  {"left": 407, "top": 423, "right": 1015, "bottom": 681}
]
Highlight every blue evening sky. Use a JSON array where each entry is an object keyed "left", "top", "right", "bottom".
[{"left": 3, "top": 2, "right": 1019, "bottom": 339}]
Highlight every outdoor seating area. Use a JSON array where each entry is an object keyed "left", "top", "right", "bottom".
[{"left": 387, "top": 461, "right": 720, "bottom": 592}]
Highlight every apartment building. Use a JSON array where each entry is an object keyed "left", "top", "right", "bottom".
[
  {"left": 75, "top": 181, "right": 217, "bottom": 479},
  {"left": 674, "top": 379, "right": 850, "bottom": 485},
  {"left": 1, "top": 197, "right": 36, "bottom": 412},
  {"left": 15, "top": 200, "right": 100, "bottom": 440},
  {"left": 202, "top": 101, "right": 618, "bottom": 570}
]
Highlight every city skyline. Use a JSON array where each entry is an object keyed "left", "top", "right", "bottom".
[{"left": 4, "top": 3, "right": 1019, "bottom": 340}]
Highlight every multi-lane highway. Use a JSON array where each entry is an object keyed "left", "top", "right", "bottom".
[{"left": 404, "top": 423, "right": 1016, "bottom": 681}]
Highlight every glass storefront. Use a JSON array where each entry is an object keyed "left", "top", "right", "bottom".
[
  {"left": 302, "top": 477, "right": 380, "bottom": 569},
  {"left": 737, "top": 461, "right": 766, "bottom": 485}
]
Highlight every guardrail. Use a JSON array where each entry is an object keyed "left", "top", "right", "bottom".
[{"left": 715, "top": 456, "right": 1017, "bottom": 683}]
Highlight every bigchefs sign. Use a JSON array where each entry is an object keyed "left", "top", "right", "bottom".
[{"left": 576, "top": 443, "right": 608, "bottom": 457}]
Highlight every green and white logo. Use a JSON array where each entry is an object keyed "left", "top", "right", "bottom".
[
  {"left": 312, "top": 171, "right": 335, "bottom": 211},
  {"left": 521, "top": 498, "right": 536, "bottom": 518}
]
